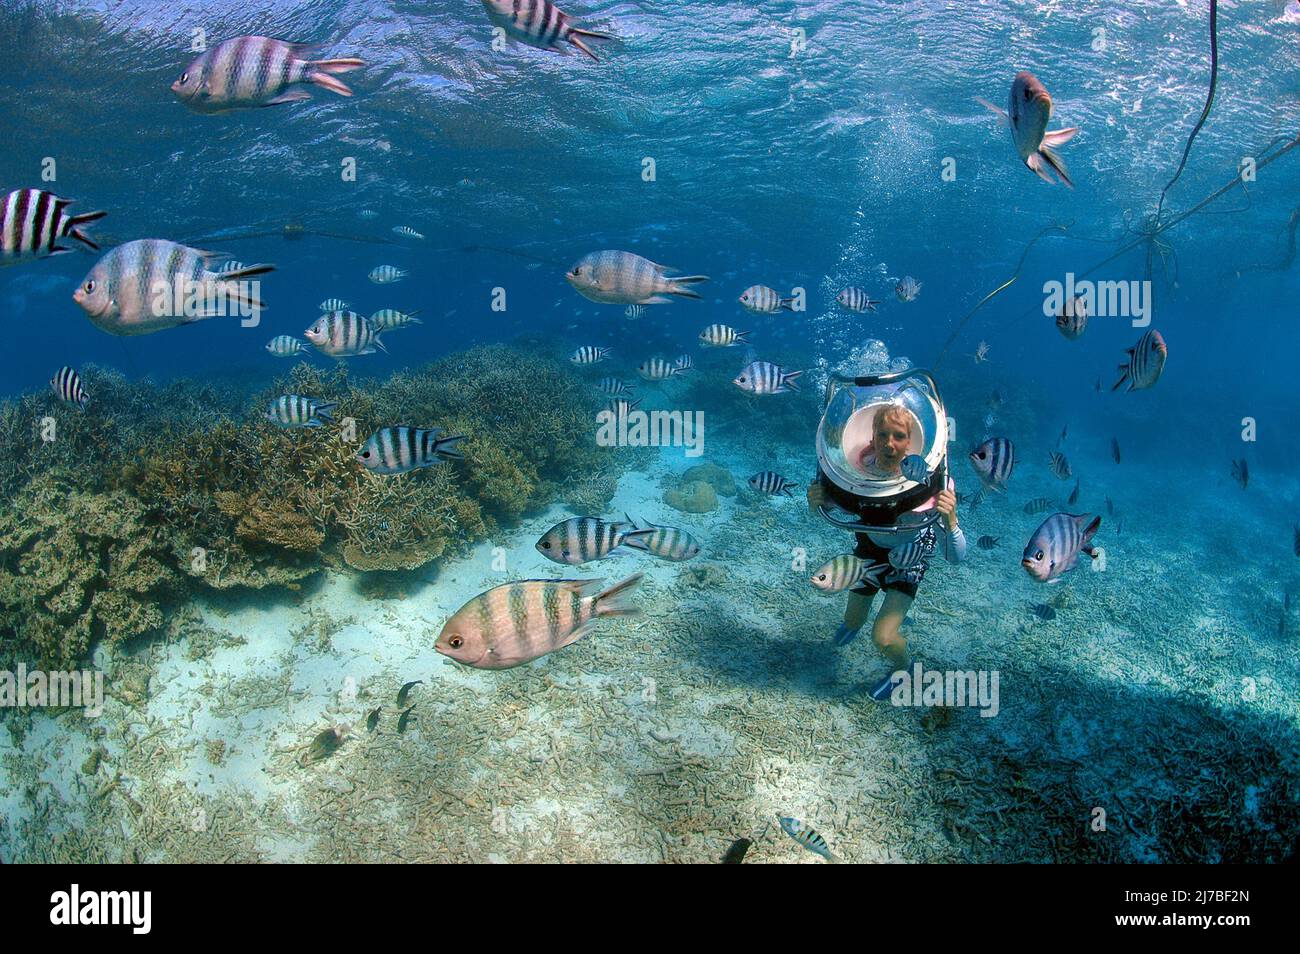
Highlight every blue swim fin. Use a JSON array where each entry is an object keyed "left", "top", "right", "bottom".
[{"left": 833, "top": 623, "right": 862, "bottom": 647}]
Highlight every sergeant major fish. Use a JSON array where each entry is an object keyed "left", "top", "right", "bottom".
[
  {"left": 480, "top": 0, "right": 616, "bottom": 63},
  {"left": 171, "top": 36, "right": 364, "bottom": 111},
  {"left": 369, "top": 265, "right": 408, "bottom": 284},
  {"left": 734, "top": 361, "right": 801, "bottom": 395},
  {"left": 73, "top": 239, "right": 274, "bottom": 336},
  {"left": 435, "top": 574, "right": 644, "bottom": 670},
  {"left": 266, "top": 335, "right": 306, "bottom": 357},
  {"left": 305, "top": 311, "right": 387, "bottom": 357},
  {"left": 699, "top": 324, "right": 749, "bottom": 347},
  {"left": 748, "top": 471, "right": 797, "bottom": 496},
  {"left": 617, "top": 514, "right": 700, "bottom": 562},
  {"left": 566, "top": 250, "right": 708, "bottom": 305},
  {"left": 267, "top": 394, "right": 336, "bottom": 428},
  {"left": 738, "top": 285, "right": 793, "bottom": 314},
  {"left": 810, "top": 554, "right": 887, "bottom": 592},
  {"left": 977, "top": 71, "right": 1079, "bottom": 187},
  {"left": 536, "top": 516, "right": 653, "bottom": 566},
  {"left": 369, "top": 308, "right": 422, "bottom": 331},
  {"left": 1113, "top": 329, "right": 1167, "bottom": 391},
  {"left": 51, "top": 366, "right": 87, "bottom": 409},
  {"left": 0, "top": 189, "right": 105, "bottom": 265},
  {"left": 358, "top": 426, "right": 466, "bottom": 474},
  {"left": 895, "top": 276, "right": 922, "bottom": 302},
  {"left": 836, "top": 287, "right": 880, "bottom": 313},
  {"left": 777, "top": 816, "right": 842, "bottom": 863},
  {"left": 1022, "top": 512, "right": 1101, "bottom": 583}
]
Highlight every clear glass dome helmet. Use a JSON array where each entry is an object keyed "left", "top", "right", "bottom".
[{"left": 814, "top": 368, "right": 949, "bottom": 532}]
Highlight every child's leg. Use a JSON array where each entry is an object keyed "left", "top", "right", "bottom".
[
  {"left": 871, "top": 589, "right": 914, "bottom": 670},
  {"left": 833, "top": 590, "right": 875, "bottom": 645}
]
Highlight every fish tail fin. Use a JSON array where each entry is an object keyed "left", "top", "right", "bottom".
[
  {"left": 65, "top": 210, "right": 106, "bottom": 250},
  {"left": 433, "top": 434, "right": 467, "bottom": 459},
  {"left": 594, "top": 573, "right": 645, "bottom": 618},
  {"left": 781, "top": 370, "right": 803, "bottom": 392},
  {"left": 220, "top": 263, "right": 276, "bottom": 281},
  {"left": 372, "top": 332, "right": 388, "bottom": 354},
  {"left": 779, "top": 298, "right": 795, "bottom": 311},
  {"left": 668, "top": 275, "right": 709, "bottom": 299},
  {"left": 1026, "top": 153, "right": 1057, "bottom": 185},
  {"left": 735, "top": 330, "right": 751, "bottom": 343},
  {"left": 1111, "top": 364, "right": 1131, "bottom": 391},
  {"left": 315, "top": 402, "right": 337, "bottom": 422},
  {"left": 215, "top": 266, "right": 274, "bottom": 312},
  {"left": 1038, "top": 145, "right": 1074, "bottom": 188},
  {"left": 309, "top": 59, "right": 365, "bottom": 96}
]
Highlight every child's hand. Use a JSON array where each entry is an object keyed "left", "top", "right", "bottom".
[
  {"left": 807, "top": 481, "right": 826, "bottom": 512},
  {"left": 935, "top": 487, "right": 958, "bottom": 531}
]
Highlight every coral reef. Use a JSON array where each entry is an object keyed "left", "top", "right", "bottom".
[
  {"left": 664, "top": 479, "right": 719, "bottom": 514},
  {"left": 0, "top": 346, "right": 620, "bottom": 663},
  {"left": 680, "top": 461, "right": 737, "bottom": 497}
]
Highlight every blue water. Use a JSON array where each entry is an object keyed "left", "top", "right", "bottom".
[{"left": 2, "top": 0, "right": 1300, "bottom": 863}]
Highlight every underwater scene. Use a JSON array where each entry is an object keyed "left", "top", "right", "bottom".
[{"left": 1, "top": 0, "right": 1298, "bottom": 866}]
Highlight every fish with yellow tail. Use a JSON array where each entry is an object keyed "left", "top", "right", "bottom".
[
  {"left": 567, "top": 250, "right": 708, "bottom": 305},
  {"left": 435, "top": 574, "right": 644, "bottom": 670}
]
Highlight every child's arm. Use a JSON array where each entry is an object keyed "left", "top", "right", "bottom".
[{"left": 935, "top": 486, "right": 967, "bottom": 563}]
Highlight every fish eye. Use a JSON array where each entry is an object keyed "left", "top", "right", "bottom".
[
  {"left": 84, "top": 280, "right": 95, "bottom": 293},
  {"left": 1023, "top": 86, "right": 1032, "bottom": 101},
  {"left": 361, "top": 449, "right": 371, "bottom": 459},
  {"left": 1035, "top": 550, "right": 1044, "bottom": 560},
  {"left": 180, "top": 72, "right": 189, "bottom": 83},
  {"left": 448, "top": 635, "right": 463, "bottom": 649},
  {"left": 541, "top": 541, "right": 551, "bottom": 549}
]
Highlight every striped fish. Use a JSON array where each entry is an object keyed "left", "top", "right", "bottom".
[
  {"left": 624, "top": 304, "right": 645, "bottom": 320},
  {"left": 1023, "top": 497, "right": 1055, "bottom": 515},
  {"left": 976, "top": 535, "right": 998, "bottom": 550},
  {"left": 1, "top": 189, "right": 105, "bottom": 265},
  {"left": 1022, "top": 512, "right": 1101, "bottom": 583},
  {"left": 434, "top": 574, "right": 643, "bottom": 670},
  {"left": 673, "top": 354, "right": 694, "bottom": 372},
  {"left": 1048, "top": 450, "right": 1072, "bottom": 480},
  {"left": 73, "top": 239, "right": 274, "bottom": 336},
  {"left": 319, "top": 297, "right": 350, "bottom": 312},
  {"left": 1113, "top": 329, "right": 1167, "bottom": 391},
  {"left": 638, "top": 357, "right": 685, "bottom": 381},
  {"left": 968, "top": 436, "right": 1014, "bottom": 491},
  {"left": 778, "top": 816, "right": 841, "bottom": 863},
  {"left": 618, "top": 514, "right": 700, "bottom": 562},
  {"left": 748, "top": 471, "right": 796, "bottom": 496},
  {"left": 267, "top": 394, "right": 336, "bottom": 428},
  {"left": 895, "top": 276, "right": 922, "bottom": 302},
  {"left": 369, "top": 265, "right": 408, "bottom": 284},
  {"left": 357, "top": 426, "right": 466, "bottom": 474},
  {"left": 218, "top": 260, "right": 248, "bottom": 274},
  {"left": 888, "top": 536, "right": 928, "bottom": 570},
  {"left": 171, "top": 36, "right": 364, "bottom": 111},
  {"left": 810, "top": 554, "right": 887, "bottom": 592},
  {"left": 733, "top": 360, "right": 801, "bottom": 395},
  {"left": 606, "top": 396, "right": 641, "bottom": 417},
  {"left": 1056, "top": 296, "right": 1088, "bottom": 339},
  {"left": 304, "top": 311, "right": 387, "bottom": 357},
  {"left": 571, "top": 345, "right": 611, "bottom": 365},
  {"left": 392, "top": 226, "right": 425, "bottom": 239},
  {"left": 699, "top": 323, "right": 749, "bottom": 347},
  {"left": 1067, "top": 478, "right": 1081, "bottom": 505},
  {"left": 480, "top": 0, "right": 616, "bottom": 63},
  {"left": 535, "top": 516, "right": 654, "bottom": 566},
  {"left": 597, "top": 377, "right": 633, "bottom": 396},
  {"left": 369, "top": 308, "right": 422, "bottom": 331},
  {"left": 836, "top": 286, "right": 879, "bottom": 313},
  {"left": 738, "top": 285, "right": 793, "bottom": 314},
  {"left": 358, "top": 209, "right": 379, "bottom": 219},
  {"left": 51, "top": 366, "right": 87, "bottom": 409},
  {"left": 566, "top": 250, "right": 708, "bottom": 305},
  {"left": 266, "top": 334, "right": 306, "bottom": 357}
]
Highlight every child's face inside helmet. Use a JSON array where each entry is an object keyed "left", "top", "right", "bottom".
[{"left": 871, "top": 407, "right": 913, "bottom": 475}]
